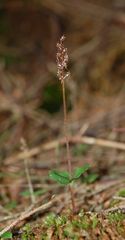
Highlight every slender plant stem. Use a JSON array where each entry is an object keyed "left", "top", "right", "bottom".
[
  {"left": 61, "top": 79, "right": 72, "bottom": 175},
  {"left": 56, "top": 36, "right": 76, "bottom": 212},
  {"left": 61, "top": 79, "right": 76, "bottom": 211},
  {"left": 69, "top": 185, "right": 76, "bottom": 212}
]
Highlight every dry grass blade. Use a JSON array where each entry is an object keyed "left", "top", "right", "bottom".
[{"left": 20, "top": 138, "right": 36, "bottom": 204}]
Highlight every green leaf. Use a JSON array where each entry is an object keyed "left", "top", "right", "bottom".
[
  {"left": 84, "top": 173, "right": 98, "bottom": 184},
  {"left": 49, "top": 170, "right": 71, "bottom": 185},
  {"left": 73, "top": 163, "right": 90, "bottom": 179},
  {"left": 1, "top": 231, "right": 12, "bottom": 239}
]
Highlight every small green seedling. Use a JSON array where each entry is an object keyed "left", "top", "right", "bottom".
[{"left": 49, "top": 163, "right": 90, "bottom": 185}]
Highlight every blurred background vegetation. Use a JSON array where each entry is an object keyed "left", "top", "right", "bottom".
[{"left": 0, "top": 0, "right": 125, "bottom": 158}]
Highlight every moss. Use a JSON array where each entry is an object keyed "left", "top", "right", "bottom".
[
  {"left": 107, "top": 212, "right": 125, "bottom": 224},
  {"left": 21, "top": 224, "right": 34, "bottom": 240},
  {"left": 16, "top": 210, "right": 125, "bottom": 239}
]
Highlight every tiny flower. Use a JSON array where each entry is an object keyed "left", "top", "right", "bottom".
[{"left": 56, "top": 35, "right": 69, "bottom": 83}]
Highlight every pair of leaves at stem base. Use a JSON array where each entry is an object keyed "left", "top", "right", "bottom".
[{"left": 49, "top": 163, "right": 90, "bottom": 185}]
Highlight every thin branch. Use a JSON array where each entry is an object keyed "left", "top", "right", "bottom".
[
  {"left": 113, "top": 196, "right": 125, "bottom": 201},
  {"left": 104, "top": 205, "right": 125, "bottom": 213}
]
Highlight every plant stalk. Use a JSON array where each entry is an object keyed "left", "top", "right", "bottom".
[{"left": 61, "top": 79, "right": 76, "bottom": 212}]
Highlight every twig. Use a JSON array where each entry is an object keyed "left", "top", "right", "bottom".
[
  {"left": 0, "top": 204, "right": 34, "bottom": 223},
  {"left": 20, "top": 138, "right": 35, "bottom": 204},
  {"left": 77, "top": 178, "right": 125, "bottom": 201},
  {"left": 0, "top": 198, "right": 55, "bottom": 237},
  {"left": 73, "top": 135, "right": 125, "bottom": 150},
  {"left": 0, "top": 214, "right": 19, "bottom": 223},
  {"left": 104, "top": 205, "right": 125, "bottom": 213},
  {"left": 113, "top": 196, "right": 125, "bottom": 201},
  {"left": 5, "top": 135, "right": 125, "bottom": 165}
]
